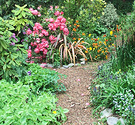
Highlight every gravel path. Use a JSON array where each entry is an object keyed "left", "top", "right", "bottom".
[{"left": 56, "top": 62, "right": 105, "bottom": 125}]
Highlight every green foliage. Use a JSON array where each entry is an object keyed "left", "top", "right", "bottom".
[
  {"left": 0, "top": 79, "right": 68, "bottom": 124},
  {"left": 76, "top": 0, "right": 106, "bottom": 34},
  {"left": 100, "top": 3, "right": 119, "bottom": 28},
  {"left": 24, "top": 63, "right": 66, "bottom": 93},
  {"left": 0, "top": 0, "right": 64, "bottom": 19},
  {"left": 0, "top": 17, "right": 14, "bottom": 51},
  {"left": 90, "top": 62, "right": 135, "bottom": 124},
  {"left": 9, "top": 4, "right": 33, "bottom": 33},
  {"left": 0, "top": 17, "right": 27, "bottom": 81},
  {"left": 105, "top": 0, "right": 134, "bottom": 15}
]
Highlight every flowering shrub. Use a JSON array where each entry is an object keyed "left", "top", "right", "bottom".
[{"left": 25, "top": 5, "right": 70, "bottom": 64}]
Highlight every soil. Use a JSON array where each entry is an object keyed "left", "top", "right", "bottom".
[{"left": 54, "top": 61, "right": 107, "bottom": 125}]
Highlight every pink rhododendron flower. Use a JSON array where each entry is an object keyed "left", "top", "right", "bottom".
[
  {"left": 60, "top": 11, "right": 64, "bottom": 15},
  {"left": 32, "top": 10, "right": 39, "bottom": 15},
  {"left": 34, "top": 48, "right": 40, "bottom": 53},
  {"left": 57, "top": 16, "right": 63, "bottom": 21},
  {"left": 54, "top": 11, "right": 60, "bottom": 16},
  {"left": 60, "top": 26, "right": 65, "bottom": 31},
  {"left": 33, "top": 23, "right": 43, "bottom": 30},
  {"left": 38, "top": 13, "right": 41, "bottom": 17},
  {"left": 61, "top": 18, "right": 66, "bottom": 23},
  {"left": 39, "top": 33, "right": 43, "bottom": 37},
  {"left": 50, "top": 6, "right": 53, "bottom": 11},
  {"left": 36, "top": 38, "right": 40, "bottom": 43},
  {"left": 43, "top": 49, "right": 48, "bottom": 55},
  {"left": 48, "top": 23, "right": 56, "bottom": 31},
  {"left": 49, "top": 18, "right": 54, "bottom": 23},
  {"left": 45, "top": 18, "right": 49, "bottom": 22},
  {"left": 55, "top": 6, "right": 58, "bottom": 9},
  {"left": 26, "top": 29, "right": 32, "bottom": 35},
  {"left": 63, "top": 28, "right": 69, "bottom": 35},
  {"left": 28, "top": 53, "right": 32, "bottom": 58},
  {"left": 29, "top": 8, "right": 33, "bottom": 11},
  {"left": 30, "top": 61, "right": 34, "bottom": 63},
  {"left": 37, "top": 5, "right": 41, "bottom": 10},
  {"left": 41, "top": 30, "right": 49, "bottom": 36},
  {"left": 49, "top": 35, "right": 56, "bottom": 44},
  {"left": 41, "top": 38, "right": 47, "bottom": 42}
]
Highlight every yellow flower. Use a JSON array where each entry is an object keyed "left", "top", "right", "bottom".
[
  {"left": 104, "top": 41, "right": 107, "bottom": 46},
  {"left": 93, "top": 48, "right": 95, "bottom": 51},
  {"left": 112, "top": 44, "right": 114, "bottom": 46},
  {"left": 77, "top": 25, "right": 80, "bottom": 27},
  {"left": 82, "top": 33, "right": 85, "bottom": 36},
  {"left": 74, "top": 41, "right": 77, "bottom": 43},
  {"left": 108, "top": 45, "right": 111, "bottom": 47},
  {"left": 110, "top": 31, "right": 113, "bottom": 36},
  {"left": 53, "top": 111, "right": 57, "bottom": 114},
  {"left": 81, "top": 41, "right": 84, "bottom": 43},
  {"left": 89, "top": 34, "right": 91, "bottom": 37},
  {"left": 89, "top": 47, "right": 92, "bottom": 51}
]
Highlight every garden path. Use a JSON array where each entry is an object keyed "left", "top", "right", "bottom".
[{"left": 55, "top": 61, "right": 106, "bottom": 125}]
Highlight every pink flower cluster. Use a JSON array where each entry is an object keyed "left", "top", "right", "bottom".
[
  {"left": 47, "top": 16, "right": 69, "bottom": 35},
  {"left": 27, "top": 49, "right": 32, "bottom": 58},
  {"left": 26, "top": 23, "right": 50, "bottom": 58},
  {"left": 29, "top": 8, "right": 41, "bottom": 17}
]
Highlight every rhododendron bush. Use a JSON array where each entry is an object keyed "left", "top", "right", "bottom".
[{"left": 25, "top": 5, "right": 69, "bottom": 63}]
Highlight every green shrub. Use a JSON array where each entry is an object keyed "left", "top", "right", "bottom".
[
  {"left": 24, "top": 63, "right": 66, "bottom": 93},
  {"left": 100, "top": 3, "right": 119, "bottom": 28},
  {"left": 90, "top": 62, "right": 135, "bottom": 124},
  {"left": 0, "top": 17, "right": 27, "bottom": 81},
  {"left": 0, "top": 79, "right": 68, "bottom": 124}
]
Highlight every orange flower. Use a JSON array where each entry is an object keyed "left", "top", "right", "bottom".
[
  {"left": 97, "top": 50, "right": 100, "bottom": 53},
  {"left": 99, "top": 41, "right": 102, "bottom": 44},
  {"left": 77, "top": 25, "right": 80, "bottom": 27},
  {"left": 105, "top": 55, "right": 108, "bottom": 59},
  {"left": 76, "top": 20, "right": 79, "bottom": 23},
  {"left": 78, "top": 38, "right": 81, "bottom": 40},
  {"left": 114, "top": 35, "right": 117, "bottom": 38},
  {"left": 82, "top": 33, "right": 85, "bottom": 36},
  {"left": 103, "top": 34, "right": 106, "bottom": 37},
  {"left": 105, "top": 39, "right": 108, "bottom": 42},
  {"left": 105, "top": 48, "right": 108, "bottom": 51},
  {"left": 73, "top": 28, "right": 76, "bottom": 32},
  {"left": 81, "top": 41, "right": 84, "bottom": 43},
  {"left": 74, "top": 23, "right": 77, "bottom": 26},
  {"left": 95, "top": 56, "right": 97, "bottom": 59},
  {"left": 85, "top": 58, "right": 87, "bottom": 61},
  {"left": 74, "top": 41, "right": 77, "bottom": 43},
  {"left": 73, "top": 38, "right": 76, "bottom": 40},
  {"left": 85, "top": 50, "right": 88, "bottom": 53}
]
